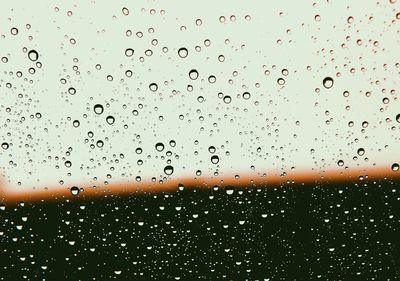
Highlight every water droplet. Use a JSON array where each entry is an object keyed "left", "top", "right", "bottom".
[
  {"left": 65, "top": 161, "right": 72, "bottom": 168},
  {"left": 96, "top": 140, "right": 104, "bottom": 148},
  {"left": 242, "top": 92, "right": 251, "bottom": 100},
  {"left": 122, "top": 7, "right": 129, "bottom": 15},
  {"left": 10, "top": 27, "right": 18, "bottom": 35},
  {"left": 94, "top": 104, "right": 104, "bottom": 115},
  {"left": 178, "top": 48, "right": 188, "bottom": 58},
  {"left": 323, "top": 77, "right": 334, "bottom": 89},
  {"left": 189, "top": 69, "right": 199, "bottom": 80},
  {"left": 70, "top": 186, "right": 79, "bottom": 196},
  {"left": 223, "top": 96, "right": 231, "bottom": 104},
  {"left": 396, "top": 114, "right": 400, "bottom": 123},
  {"left": 28, "top": 50, "right": 39, "bottom": 62},
  {"left": 392, "top": 163, "right": 399, "bottom": 171},
  {"left": 208, "top": 146, "right": 216, "bottom": 153},
  {"left": 164, "top": 165, "right": 174, "bottom": 175},
  {"left": 106, "top": 115, "right": 115, "bottom": 125},
  {"left": 357, "top": 148, "right": 365, "bottom": 156},
  {"left": 149, "top": 83, "right": 158, "bottom": 92},
  {"left": 155, "top": 142, "right": 165, "bottom": 152},
  {"left": 125, "top": 48, "right": 134, "bottom": 57},
  {"left": 68, "top": 87, "right": 76, "bottom": 95},
  {"left": 337, "top": 160, "right": 344, "bottom": 166},
  {"left": 1, "top": 142, "right": 9, "bottom": 150},
  {"left": 211, "top": 155, "right": 219, "bottom": 164},
  {"left": 72, "top": 120, "right": 80, "bottom": 127}
]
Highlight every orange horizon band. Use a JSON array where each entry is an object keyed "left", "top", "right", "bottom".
[{"left": 1, "top": 166, "right": 398, "bottom": 204}]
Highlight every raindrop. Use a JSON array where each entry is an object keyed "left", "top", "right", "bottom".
[
  {"left": 208, "top": 146, "right": 216, "bottom": 153},
  {"left": 28, "top": 50, "right": 39, "bottom": 62},
  {"left": 149, "top": 83, "right": 158, "bottom": 92},
  {"left": 323, "top": 77, "right": 334, "bottom": 89},
  {"left": 223, "top": 96, "right": 231, "bottom": 104},
  {"left": 155, "top": 142, "right": 165, "bottom": 152},
  {"left": 106, "top": 115, "right": 115, "bottom": 125},
  {"left": 178, "top": 48, "right": 188, "bottom": 58},
  {"left": 96, "top": 140, "right": 104, "bottom": 148},
  {"left": 396, "top": 114, "right": 400, "bottom": 123},
  {"left": 125, "top": 48, "right": 134, "bottom": 57},
  {"left": 357, "top": 148, "right": 365, "bottom": 156},
  {"left": 1, "top": 142, "right": 9, "bottom": 150},
  {"left": 65, "top": 161, "right": 72, "bottom": 168},
  {"left": 164, "top": 165, "right": 174, "bottom": 175},
  {"left": 189, "top": 69, "right": 199, "bottom": 80},
  {"left": 10, "top": 27, "right": 18, "bottom": 35},
  {"left": 94, "top": 104, "right": 104, "bottom": 115},
  {"left": 211, "top": 155, "right": 219, "bottom": 164},
  {"left": 70, "top": 186, "right": 79, "bottom": 196},
  {"left": 72, "top": 120, "right": 80, "bottom": 127},
  {"left": 242, "top": 92, "right": 251, "bottom": 100},
  {"left": 122, "top": 7, "right": 129, "bottom": 15},
  {"left": 392, "top": 163, "right": 399, "bottom": 172},
  {"left": 68, "top": 87, "right": 76, "bottom": 95},
  {"left": 337, "top": 160, "right": 344, "bottom": 166}
]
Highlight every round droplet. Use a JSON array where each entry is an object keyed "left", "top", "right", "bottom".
[
  {"left": 226, "top": 187, "right": 234, "bottom": 195},
  {"left": 242, "top": 92, "right": 251, "bottom": 100},
  {"left": 96, "top": 140, "right": 104, "bottom": 148},
  {"left": 125, "top": 48, "right": 134, "bottom": 57},
  {"left": 211, "top": 155, "right": 219, "bottom": 164},
  {"left": 72, "top": 120, "right": 80, "bottom": 127},
  {"left": 28, "top": 50, "right": 39, "bottom": 62},
  {"left": 357, "top": 148, "right": 365, "bottom": 156},
  {"left": 223, "top": 96, "right": 231, "bottom": 104},
  {"left": 392, "top": 163, "right": 399, "bottom": 172},
  {"left": 70, "top": 186, "right": 79, "bottom": 196},
  {"left": 155, "top": 142, "right": 165, "bottom": 152},
  {"left": 164, "top": 165, "right": 174, "bottom": 175},
  {"left": 106, "top": 115, "right": 115, "bottom": 125},
  {"left": 10, "top": 27, "right": 18, "bottom": 35},
  {"left": 94, "top": 104, "right": 104, "bottom": 115},
  {"left": 149, "top": 83, "right": 158, "bottom": 92},
  {"left": 1, "top": 142, "right": 9, "bottom": 150},
  {"left": 169, "top": 140, "right": 176, "bottom": 147},
  {"left": 337, "top": 160, "right": 344, "bottom": 166},
  {"left": 208, "top": 146, "right": 216, "bottom": 153},
  {"left": 178, "top": 48, "right": 188, "bottom": 58},
  {"left": 68, "top": 87, "right": 76, "bottom": 95},
  {"left": 396, "top": 114, "right": 400, "bottom": 123},
  {"left": 189, "top": 69, "right": 199, "bottom": 80},
  {"left": 323, "top": 77, "right": 334, "bottom": 89},
  {"left": 65, "top": 161, "right": 72, "bottom": 168}
]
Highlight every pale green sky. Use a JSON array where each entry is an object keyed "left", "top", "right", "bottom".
[{"left": 0, "top": 0, "right": 399, "bottom": 191}]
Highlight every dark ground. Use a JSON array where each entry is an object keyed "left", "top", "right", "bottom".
[{"left": 1, "top": 179, "right": 399, "bottom": 280}]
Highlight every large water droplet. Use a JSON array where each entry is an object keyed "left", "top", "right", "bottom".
[
  {"left": 164, "top": 165, "right": 174, "bottom": 175},
  {"left": 94, "top": 104, "right": 104, "bottom": 115},
  {"left": 189, "top": 69, "right": 199, "bottom": 80},
  {"left": 28, "top": 50, "right": 39, "bottom": 62},
  {"left": 178, "top": 48, "right": 188, "bottom": 58},
  {"left": 323, "top": 77, "right": 334, "bottom": 89},
  {"left": 70, "top": 186, "right": 79, "bottom": 196},
  {"left": 155, "top": 142, "right": 165, "bottom": 152}
]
